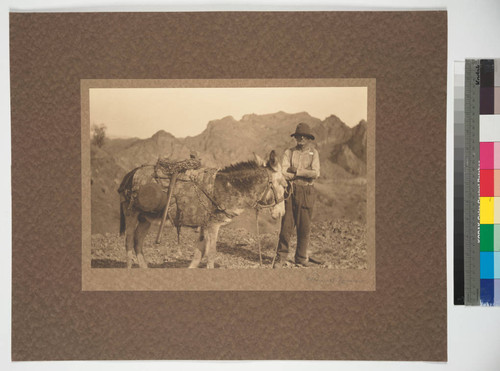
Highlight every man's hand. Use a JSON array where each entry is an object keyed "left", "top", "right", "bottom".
[{"left": 287, "top": 166, "right": 297, "bottom": 174}]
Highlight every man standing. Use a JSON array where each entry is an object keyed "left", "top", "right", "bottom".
[{"left": 274, "top": 122, "right": 320, "bottom": 268}]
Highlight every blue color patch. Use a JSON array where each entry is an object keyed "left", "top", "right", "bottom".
[{"left": 481, "top": 279, "right": 495, "bottom": 306}]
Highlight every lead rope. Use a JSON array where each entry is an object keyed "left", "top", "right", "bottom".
[
  {"left": 256, "top": 209, "right": 262, "bottom": 266},
  {"left": 271, "top": 214, "right": 282, "bottom": 269}
]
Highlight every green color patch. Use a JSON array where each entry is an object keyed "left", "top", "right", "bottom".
[{"left": 481, "top": 224, "right": 494, "bottom": 252}]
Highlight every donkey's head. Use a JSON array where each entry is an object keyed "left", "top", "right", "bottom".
[{"left": 254, "top": 150, "right": 287, "bottom": 219}]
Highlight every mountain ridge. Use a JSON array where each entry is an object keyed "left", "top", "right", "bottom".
[{"left": 91, "top": 111, "right": 367, "bottom": 234}]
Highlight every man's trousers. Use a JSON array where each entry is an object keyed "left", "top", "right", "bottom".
[{"left": 276, "top": 183, "right": 316, "bottom": 263}]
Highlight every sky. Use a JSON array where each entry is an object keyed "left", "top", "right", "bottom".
[{"left": 89, "top": 87, "right": 367, "bottom": 139}]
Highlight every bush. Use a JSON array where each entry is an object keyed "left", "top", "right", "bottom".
[{"left": 91, "top": 124, "right": 107, "bottom": 148}]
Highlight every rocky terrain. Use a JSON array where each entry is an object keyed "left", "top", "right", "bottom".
[
  {"left": 90, "top": 111, "right": 368, "bottom": 269},
  {"left": 91, "top": 219, "right": 366, "bottom": 269}
]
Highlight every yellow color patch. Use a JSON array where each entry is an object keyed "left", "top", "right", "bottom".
[{"left": 481, "top": 197, "right": 495, "bottom": 224}]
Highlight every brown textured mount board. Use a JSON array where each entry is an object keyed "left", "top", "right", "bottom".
[{"left": 10, "top": 12, "right": 447, "bottom": 360}]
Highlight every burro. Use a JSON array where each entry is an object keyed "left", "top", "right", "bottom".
[{"left": 118, "top": 150, "right": 287, "bottom": 269}]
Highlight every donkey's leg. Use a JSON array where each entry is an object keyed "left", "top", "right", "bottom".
[
  {"left": 175, "top": 225, "right": 183, "bottom": 257},
  {"left": 123, "top": 207, "right": 139, "bottom": 269},
  {"left": 189, "top": 227, "right": 206, "bottom": 268},
  {"left": 134, "top": 215, "right": 151, "bottom": 269},
  {"left": 205, "top": 223, "right": 221, "bottom": 269}
]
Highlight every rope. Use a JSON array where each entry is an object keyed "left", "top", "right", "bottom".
[
  {"left": 188, "top": 172, "right": 238, "bottom": 219},
  {"left": 271, "top": 214, "right": 282, "bottom": 268},
  {"left": 256, "top": 209, "right": 262, "bottom": 266}
]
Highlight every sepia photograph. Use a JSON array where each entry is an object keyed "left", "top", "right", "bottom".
[{"left": 82, "top": 79, "right": 375, "bottom": 291}]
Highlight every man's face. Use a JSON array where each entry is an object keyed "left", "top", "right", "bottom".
[{"left": 295, "top": 135, "right": 311, "bottom": 148}]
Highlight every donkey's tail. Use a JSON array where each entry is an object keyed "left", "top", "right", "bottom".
[
  {"left": 118, "top": 167, "right": 140, "bottom": 236},
  {"left": 120, "top": 202, "right": 126, "bottom": 236}
]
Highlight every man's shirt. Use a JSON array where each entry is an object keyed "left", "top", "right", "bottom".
[{"left": 282, "top": 144, "right": 320, "bottom": 184}]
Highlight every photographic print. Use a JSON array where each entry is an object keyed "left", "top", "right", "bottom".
[{"left": 82, "top": 79, "right": 375, "bottom": 291}]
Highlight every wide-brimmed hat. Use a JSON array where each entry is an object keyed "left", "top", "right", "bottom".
[{"left": 291, "top": 122, "right": 315, "bottom": 140}]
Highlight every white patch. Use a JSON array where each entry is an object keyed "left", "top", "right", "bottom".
[{"left": 232, "top": 208, "right": 244, "bottom": 215}]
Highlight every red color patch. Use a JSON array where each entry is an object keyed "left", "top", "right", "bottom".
[{"left": 481, "top": 169, "right": 495, "bottom": 196}]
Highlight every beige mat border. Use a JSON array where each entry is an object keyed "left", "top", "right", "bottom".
[{"left": 81, "top": 78, "right": 376, "bottom": 291}]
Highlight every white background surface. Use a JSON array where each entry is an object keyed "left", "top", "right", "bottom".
[
  {"left": 1, "top": 0, "right": 500, "bottom": 370},
  {"left": 480, "top": 115, "right": 500, "bottom": 142}
]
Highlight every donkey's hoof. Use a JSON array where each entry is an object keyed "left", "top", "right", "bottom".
[{"left": 136, "top": 255, "right": 148, "bottom": 268}]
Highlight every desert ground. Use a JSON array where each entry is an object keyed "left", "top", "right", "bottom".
[{"left": 91, "top": 217, "right": 366, "bottom": 269}]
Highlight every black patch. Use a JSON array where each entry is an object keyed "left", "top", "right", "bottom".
[
  {"left": 219, "top": 160, "right": 260, "bottom": 173},
  {"left": 118, "top": 166, "right": 140, "bottom": 194}
]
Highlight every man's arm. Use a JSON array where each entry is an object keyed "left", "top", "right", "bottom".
[
  {"left": 296, "top": 149, "right": 320, "bottom": 179},
  {"left": 282, "top": 149, "right": 296, "bottom": 181}
]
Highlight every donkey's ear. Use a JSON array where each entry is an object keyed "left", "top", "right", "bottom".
[
  {"left": 253, "top": 152, "right": 265, "bottom": 166},
  {"left": 267, "top": 150, "right": 279, "bottom": 171}
]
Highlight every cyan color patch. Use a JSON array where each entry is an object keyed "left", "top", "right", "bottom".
[{"left": 480, "top": 252, "right": 494, "bottom": 279}]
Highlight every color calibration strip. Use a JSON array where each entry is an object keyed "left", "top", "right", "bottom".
[
  {"left": 478, "top": 59, "right": 500, "bottom": 306},
  {"left": 463, "top": 59, "right": 500, "bottom": 306}
]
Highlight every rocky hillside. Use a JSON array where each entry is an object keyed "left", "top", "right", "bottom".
[
  {"left": 107, "top": 131, "right": 192, "bottom": 170},
  {"left": 182, "top": 111, "right": 360, "bottom": 170},
  {"left": 91, "top": 112, "right": 368, "bottom": 234}
]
